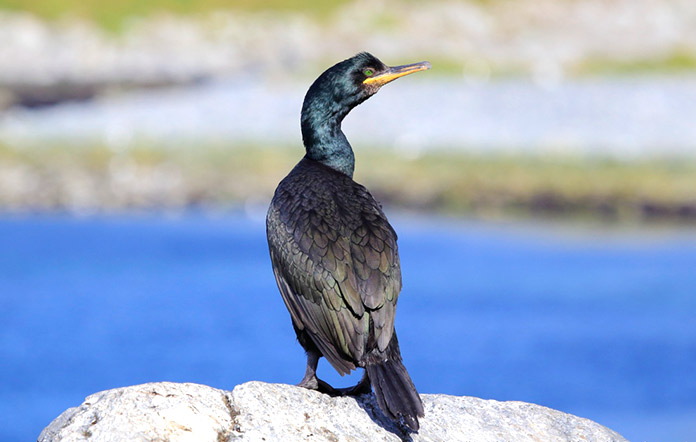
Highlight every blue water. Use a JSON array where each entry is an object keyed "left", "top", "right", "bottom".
[{"left": 1, "top": 213, "right": 695, "bottom": 442}]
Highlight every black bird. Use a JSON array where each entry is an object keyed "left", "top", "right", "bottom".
[{"left": 266, "top": 52, "right": 430, "bottom": 430}]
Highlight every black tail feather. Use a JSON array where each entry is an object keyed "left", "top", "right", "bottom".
[{"left": 367, "top": 358, "right": 424, "bottom": 431}]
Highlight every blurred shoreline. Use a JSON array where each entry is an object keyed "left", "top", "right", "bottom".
[
  {"left": 1, "top": 144, "right": 695, "bottom": 223},
  {"left": 3, "top": 76, "right": 695, "bottom": 156},
  {"left": 2, "top": 0, "right": 696, "bottom": 108},
  {"left": 2, "top": 0, "right": 695, "bottom": 223}
]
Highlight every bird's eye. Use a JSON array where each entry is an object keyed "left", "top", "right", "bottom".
[{"left": 363, "top": 68, "right": 374, "bottom": 77}]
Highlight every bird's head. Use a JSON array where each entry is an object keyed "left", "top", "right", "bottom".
[
  {"left": 300, "top": 52, "right": 430, "bottom": 175},
  {"left": 302, "top": 52, "right": 431, "bottom": 122},
  {"left": 349, "top": 52, "right": 431, "bottom": 98}
]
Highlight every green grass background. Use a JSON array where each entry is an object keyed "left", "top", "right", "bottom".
[{"left": 2, "top": 143, "right": 695, "bottom": 222}]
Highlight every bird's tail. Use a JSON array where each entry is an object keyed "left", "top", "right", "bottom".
[{"left": 367, "top": 357, "right": 424, "bottom": 431}]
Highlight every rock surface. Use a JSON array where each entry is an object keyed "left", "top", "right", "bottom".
[{"left": 39, "top": 381, "right": 628, "bottom": 442}]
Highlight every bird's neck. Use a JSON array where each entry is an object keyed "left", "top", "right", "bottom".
[{"left": 301, "top": 95, "right": 356, "bottom": 177}]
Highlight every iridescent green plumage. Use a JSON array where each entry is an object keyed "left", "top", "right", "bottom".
[{"left": 266, "top": 52, "right": 430, "bottom": 431}]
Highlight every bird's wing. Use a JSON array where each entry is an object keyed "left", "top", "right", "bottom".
[
  {"left": 340, "top": 184, "right": 401, "bottom": 353},
  {"left": 268, "top": 207, "right": 367, "bottom": 374},
  {"left": 267, "top": 179, "right": 401, "bottom": 372},
  {"left": 268, "top": 244, "right": 363, "bottom": 375}
]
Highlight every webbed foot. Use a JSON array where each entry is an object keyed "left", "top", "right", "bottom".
[
  {"left": 299, "top": 370, "right": 371, "bottom": 397},
  {"left": 296, "top": 351, "right": 371, "bottom": 397}
]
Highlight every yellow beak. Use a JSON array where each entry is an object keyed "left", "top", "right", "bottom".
[{"left": 363, "top": 61, "right": 432, "bottom": 86}]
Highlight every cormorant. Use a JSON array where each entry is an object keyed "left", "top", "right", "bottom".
[{"left": 266, "top": 52, "right": 430, "bottom": 431}]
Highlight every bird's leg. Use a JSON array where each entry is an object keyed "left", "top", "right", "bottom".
[
  {"left": 297, "top": 350, "right": 320, "bottom": 389},
  {"left": 297, "top": 351, "right": 338, "bottom": 394}
]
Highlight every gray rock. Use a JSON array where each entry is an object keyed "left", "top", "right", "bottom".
[{"left": 39, "top": 381, "right": 629, "bottom": 442}]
